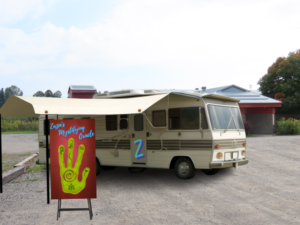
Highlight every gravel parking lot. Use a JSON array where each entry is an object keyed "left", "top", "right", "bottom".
[
  {"left": 2, "top": 133, "right": 38, "bottom": 154},
  {"left": 1, "top": 135, "right": 300, "bottom": 225}
]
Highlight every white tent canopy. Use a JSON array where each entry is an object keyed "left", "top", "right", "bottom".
[
  {"left": 0, "top": 92, "right": 239, "bottom": 117},
  {"left": 0, "top": 94, "right": 169, "bottom": 117}
]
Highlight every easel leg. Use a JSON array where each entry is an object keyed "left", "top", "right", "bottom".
[
  {"left": 88, "top": 199, "right": 93, "bottom": 220},
  {"left": 57, "top": 199, "right": 61, "bottom": 220}
]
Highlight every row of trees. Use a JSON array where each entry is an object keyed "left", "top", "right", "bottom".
[
  {"left": 0, "top": 85, "right": 62, "bottom": 108},
  {"left": 258, "top": 49, "right": 300, "bottom": 113},
  {"left": 33, "top": 90, "right": 62, "bottom": 98}
]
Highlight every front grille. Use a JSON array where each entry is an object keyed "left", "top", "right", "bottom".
[{"left": 214, "top": 139, "right": 245, "bottom": 149}]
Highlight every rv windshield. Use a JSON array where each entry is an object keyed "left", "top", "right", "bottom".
[{"left": 207, "top": 105, "right": 244, "bottom": 130}]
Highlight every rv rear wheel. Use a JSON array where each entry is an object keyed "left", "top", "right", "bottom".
[
  {"left": 96, "top": 159, "right": 102, "bottom": 176},
  {"left": 202, "top": 169, "right": 219, "bottom": 175},
  {"left": 174, "top": 158, "right": 196, "bottom": 179}
]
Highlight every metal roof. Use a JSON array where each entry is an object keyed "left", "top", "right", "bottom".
[
  {"left": 201, "top": 85, "right": 281, "bottom": 104},
  {"left": 69, "top": 85, "right": 96, "bottom": 91}
]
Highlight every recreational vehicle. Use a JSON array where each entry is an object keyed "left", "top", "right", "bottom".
[{"left": 36, "top": 90, "right": 248, "bottom": 179}]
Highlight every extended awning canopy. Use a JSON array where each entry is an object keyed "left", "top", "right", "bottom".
[
  {"left": 0, "top": 91, "right": 239, "bottom": 117},
  {"left": 0, "top": 94, "right": 169, "bottom": 117}
]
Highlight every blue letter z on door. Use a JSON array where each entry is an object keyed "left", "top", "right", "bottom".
[{"left": 134, "top": 139, "right": 145, "bottom": 160}]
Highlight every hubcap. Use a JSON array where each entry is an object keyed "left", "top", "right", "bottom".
[{"left": 178, "top": 162, "right": 189, "bottom": 175}]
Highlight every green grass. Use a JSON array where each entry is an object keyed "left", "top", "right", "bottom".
[
  {"left": 2, "top": 153, "right": 33, "bottom": 172},
  {"left": 2, "top": 130, "right": 38, "bottom": 134},
  {"left": 246, "top": 134, "right": 255, "bottom": 137},
  {"left": 2, "top": 162, "right": 18, "bottom": 172},
  {"left": 11, "top": 179, "right": 42, "bottom": 183},
  {"left": 2, "top": 152, "right": 32, "bottom": 160},
  {"left": 27, "top": 164, "right": 46, "bottom": 173},
  {"left": 36, "top": 190, "right": 44, "bottom": 193}
]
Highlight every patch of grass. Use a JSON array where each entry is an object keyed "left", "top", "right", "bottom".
[
  {"left": 11, "top": 179, "right": 42, "bottom": 183},
  {"left": 27, "top": 164, "right": 46, "bottom": 173},
  {"left": 2, "top": 161, "right": 18, "bottom": 172},
  {"left": 2, "top": 152, "right": 32, "bottom": 160},
  {"left": 246, "top": 134, "right": 255, "bottom": 137},
  {"left": 11, "top": 180, "right": 21, "bottom": 183},
  {"left": 36, "top": 190, "right": 44, "bottom": 193},
  {"left": 27, "top": 179, "right": 41, "bottom": 182},
  {"left": 2, "top": 130, "right": 38, "bottom": 134}
]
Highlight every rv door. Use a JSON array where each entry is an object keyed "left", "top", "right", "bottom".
[{"left": 130, "top": 114, "right": 147, "bottom": 166}]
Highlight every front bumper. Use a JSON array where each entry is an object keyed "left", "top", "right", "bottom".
[{"left": 210, "top": 158, "right": 248, "bottom": 169}]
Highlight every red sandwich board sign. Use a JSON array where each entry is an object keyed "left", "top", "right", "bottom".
[{"left": 50, "top": 119, "right": 96, "bottom": 199}]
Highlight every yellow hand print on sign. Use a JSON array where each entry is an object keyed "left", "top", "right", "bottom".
[{"left": 58, "top": 138, "right": 90, "bottom": 194}]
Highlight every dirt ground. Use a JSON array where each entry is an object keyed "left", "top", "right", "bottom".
[
  {"left": 2, "top": 133, "right": 39, "bottom": 154},
  {"left": 1, "top": 135, "right": 300, "bottom": 225}
]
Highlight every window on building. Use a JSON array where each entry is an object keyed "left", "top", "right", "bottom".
[
  {"left": 169, "top": 107, "right": 199, "bottom": 130},
  {"left": 120, "top": 115, "right": 128, "bottom": 130},
  {"left": 106, "top": 115, "right": 117, "bottom": 131},
  {"left": 152, "top": 110, "right": 166, "bottom": 127},
  {"left": 134, "top": 114, "right": 143, "bottom": 131}
]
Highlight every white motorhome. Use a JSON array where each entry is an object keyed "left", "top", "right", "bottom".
[{"left": 38, "top": 90, "right": 248, "bottom": 179}]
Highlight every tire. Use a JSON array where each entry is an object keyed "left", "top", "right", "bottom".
[
  {"left": 174, "top": 158, "right": 196, "bottom": 179},
  {"left": 202, "top": 169, "right": 219, "bottom": 175},
  {"left": 96, "top": 158, "right": 102, "bottom": 176}
]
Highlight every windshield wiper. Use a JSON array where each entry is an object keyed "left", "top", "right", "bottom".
[{"left": 224, "top": 115, "right": 236, "bottom": 133}]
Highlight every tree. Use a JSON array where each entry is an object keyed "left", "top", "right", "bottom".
[
  {"left": 53, "top": 91, "right": 62, "bottom": 98},
  {"left": 33, "top": 89, "right": 62, "bottom": 98},
  {"left": 258, "top": 49, "right": 300, "bottom": 113},
  {"left": 33, "top": 91, "right": 45, "bottom": 97},
  {"left": 0, "top": 88, "right": 4, "bottom": 108},
  {"left": 44, "top": 90, "right": 53, "bottom": 97},
  {"left": 4, "top": 85, "right": 23, "bottom": 102}
]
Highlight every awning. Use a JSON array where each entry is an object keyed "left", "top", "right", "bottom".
[{"left": 0, "top": 94, "right": 169, "bottom": 117}]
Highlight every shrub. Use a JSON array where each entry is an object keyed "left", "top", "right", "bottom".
[
  {"left": 243, "top": 120, "right": 252, "bottom": 134},
  {"left": 1, "top": 119, "right": 38, "bottom": 132},
  {"left": 275, "top": 117, "right": 300, "bottom": 135}
]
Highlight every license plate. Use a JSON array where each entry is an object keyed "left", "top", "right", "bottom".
[{"left": 225, "top": 152, "right": 231, "bottom": 160}]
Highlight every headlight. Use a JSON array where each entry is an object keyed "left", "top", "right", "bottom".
[
  {"left": 216, "top": 152, "right": 223, "bottom": 159},
  {"left": 241, "top": 150, "right": 246, "bottom": 156}
]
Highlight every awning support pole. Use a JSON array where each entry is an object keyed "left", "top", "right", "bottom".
[
  {"left": 45, "top": 114, "right": 50, "bottom": 204},
  {"left": 0, "top": 114, "right": 2, "bottom": 193}
]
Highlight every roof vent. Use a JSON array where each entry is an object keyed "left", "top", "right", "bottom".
[
  {"left": 195, "top": 88, "right": 199, "bottom": 90},
  {"left": 201, "top": 86, "right": 206, "bottom": 91}
]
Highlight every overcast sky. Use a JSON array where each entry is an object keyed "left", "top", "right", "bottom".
[{"left": 1, "top": 0, "right": 299, "bottom": 97}]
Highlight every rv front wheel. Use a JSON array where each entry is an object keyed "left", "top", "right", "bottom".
[{"left": 174, "top": 158, "right": 196, "bottom": 179}]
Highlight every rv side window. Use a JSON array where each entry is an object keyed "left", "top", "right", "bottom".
[
  {"left": 152, "top": 110, "right": 166, "bottom": 127},
  {"left": 180, "top": 108, "right": 199, "bottom": 129},
  {"left": 200, "top": 108, "right": 209, "bottom": 129},
  {"left": 169, "top": 108, "right": 180, "bottom": 129},
  {"left": 106, "top": 115, "right": 117, "bottom": 131},
  {"left": 120, "top": 115, "right": 128, "bottom": 130},
  {"left": 134, "top": 114, "right": 143, "bottom": 131},
  {"left": 169, "top": 107, "right": 199, "bottom": 130}
]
